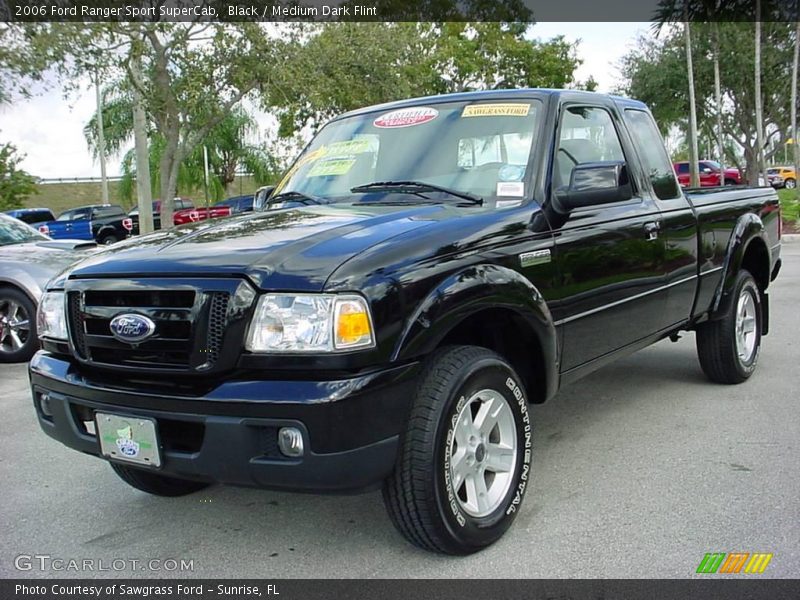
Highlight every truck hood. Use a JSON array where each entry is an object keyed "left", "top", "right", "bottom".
[{"left": 66, "top": 204, "right": 442, "bottom": 290}]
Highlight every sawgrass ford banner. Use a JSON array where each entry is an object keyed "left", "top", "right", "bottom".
[
  {"left": 4, "top": 580, "right": 800, "bottom": 600},
  {"left": 4, "top": 0, "right": 800, "bottom": 22}
]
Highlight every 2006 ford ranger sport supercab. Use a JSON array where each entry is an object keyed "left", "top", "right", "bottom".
[{"left": 31, "top": 90, "right": 782, "bottom": 555}]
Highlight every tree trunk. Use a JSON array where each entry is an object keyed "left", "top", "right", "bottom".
[
  {"left": 685, "top": 22, "right": 701, "bottom": 188},
  {"left": 754, "top": 4, "right": 768, "bottom": 185},
  {"left": 158, "top": 128, "right": 181, "bottom": 230},
  {"left": 792, "top": 18, "right": 799, "bottom": 188},
  {"left": 713, "top": 23, "right": 725, "bottom": 186},
  {"left": 95, "top": 72, "right": 110, "bottom": 204},
  {"left": 130, "top": 53, "right": 154, "bottom": 235}
]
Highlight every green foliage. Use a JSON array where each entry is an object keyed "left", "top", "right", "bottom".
[
  {"left": 114, "top": 110, "right": 279, "bottom": 204},
  {"left": 617, "top": 22, "right": 798, "bottom": 180},
  {"left": 267, "top": 23, "right": 584, "bottom": 138},
  {"left": 0, "top": 142, "right": 37, "bottom": 210}
]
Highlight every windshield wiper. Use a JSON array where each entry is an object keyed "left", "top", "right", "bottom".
[
  {"left": 350, "top": 181, "right": 483, "bottom": 205},
  {"left": 267, "top": 190, "right": 327, "bottom": 207}
]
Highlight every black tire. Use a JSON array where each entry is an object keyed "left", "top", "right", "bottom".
[
  {"left": 724, "top": 178, "right": 738, "bottom": 186},
  {"left": 110, "top": 462, "right": 211, "bottom": 497},
  {"left": 0, "top": 287, "right": 38, "bottom": 363},
  {"left": 696, "top": 270, "right": 762, "bottom": 384},
  {"left": 99, "top": 233, "right": 118, "bottom": 245},
  {"left": 785, "top": 178, "right": 796, "bottom": 189},
  {"left": 382, "top": 346, "right": 532, "bottom": 555}
]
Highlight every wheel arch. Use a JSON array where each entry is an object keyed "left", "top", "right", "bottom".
[
  {"left": 392, "top": 264, "right": 559, "bottom": 403},
  {"left": 711, "top": 214, "right": 771, "bottom": 317}
]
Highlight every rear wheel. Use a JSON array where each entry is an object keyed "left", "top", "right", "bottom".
[
  {"left": 110, "top": 462, "right": 211, "bottom": 497},
  {"left": 696, "top": 270, "right": 762, "bottom": 384},
  {"left": 724, "top": 178, "right": 738, "bottom": 186},
  {"left": 785, "top": 177, "right": 796, "bottom": 189},
  {"left": 382, "top": 346, "right": 532, "bottom": 555},
  {"left": 0, "top": 287, "right": 38, "bottom": 363},
  {"left": 99, "top": 233, "right": 118, "bottom": 245}
]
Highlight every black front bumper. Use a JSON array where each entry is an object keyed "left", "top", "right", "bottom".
[{"left": 29, "top": 352, "right": 419, "bottom": 493}]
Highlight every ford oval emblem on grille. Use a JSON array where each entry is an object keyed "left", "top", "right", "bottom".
[{"left": 109, "top": 314, "right": 156, "bottom": 344}]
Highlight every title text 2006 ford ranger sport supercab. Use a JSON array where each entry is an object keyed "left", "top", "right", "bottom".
[{"left": 31, "top": 90, "right": 781, "bottom": 554}]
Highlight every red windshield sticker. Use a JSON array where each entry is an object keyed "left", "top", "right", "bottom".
[{"left": 373, "top": 107, "right": 439, "bottom": 129}]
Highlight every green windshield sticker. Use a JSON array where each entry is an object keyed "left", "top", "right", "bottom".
[
  {"left": 325, "top": 139, "right": 372, "bottom": 156},
  {"left": 307, "top": 157, "right": 356, "bottom": 177}
]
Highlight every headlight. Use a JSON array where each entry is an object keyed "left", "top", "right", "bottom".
[
  {"left": 37, "top": 291, "right": 68, "bottom": 341},
  {"left": 246, "top": 294, "right": 375, "bottom": 353}
]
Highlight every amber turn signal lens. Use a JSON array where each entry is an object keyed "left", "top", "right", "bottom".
[{"left": 334, "top": 299, "right": 374, "bottom": 349}]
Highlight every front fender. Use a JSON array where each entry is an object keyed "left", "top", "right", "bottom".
[{"left": 392, "top": 264, "right": 558, "bottom": 398}]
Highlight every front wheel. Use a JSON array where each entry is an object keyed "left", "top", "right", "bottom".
[
  {"left": 785, "top": 178, "right": 796, "bottom": 189},
  {"left": 0, "top": 287, "right": 38, "bottom": 363},
  {"left": 110, "top": 462, "right": 211, "bottom": 497},
  {"left": 696, "top": 270, "right": 762, "bottom": 384},
  {"left": 382, "top": 346, "right": 532, "bottom": 555}
]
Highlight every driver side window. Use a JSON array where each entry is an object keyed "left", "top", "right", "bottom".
[{"left": 555, "top": 106, "right": 625, "bottom": 190}]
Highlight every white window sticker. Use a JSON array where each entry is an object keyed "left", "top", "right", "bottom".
[
  {"left": 496, "top": 182, "right": 524, "bottom": 197},
  {"left": 373, "top": 107, "right": 438, "bottom": 129}
]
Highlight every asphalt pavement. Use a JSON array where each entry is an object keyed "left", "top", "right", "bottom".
[{"left": 1, "top": 244, "right": 798, "bottom": 579}]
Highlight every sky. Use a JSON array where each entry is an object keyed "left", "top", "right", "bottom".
[{"left": 0, "top": 22, "right": 649, "bottom": 179}]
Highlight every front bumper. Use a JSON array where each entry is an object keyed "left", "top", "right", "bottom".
[{"left": 29, "top": 352, "right": 419, "bottom": 493}]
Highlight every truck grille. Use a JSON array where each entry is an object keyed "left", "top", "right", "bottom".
[{"left": 65, "top": 280, "right": 248, "bottom": 374}]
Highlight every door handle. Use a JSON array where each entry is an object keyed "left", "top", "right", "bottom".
[{"left": 644, "top": 221, "right": 661, "bottom": 241}]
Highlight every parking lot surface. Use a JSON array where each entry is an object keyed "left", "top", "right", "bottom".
[{"left": 1, "top": 245, "right": 798, "bottom": 579}]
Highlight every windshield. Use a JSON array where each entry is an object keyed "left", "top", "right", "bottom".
[
  {"left": 0, "top": 214, "right": 49, "bottom": 245},
  {"left": 274, "top": 99, "right": 543, "bottom": 206}
]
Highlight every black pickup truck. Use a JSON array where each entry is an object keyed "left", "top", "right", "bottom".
[{"left": 31, "top": 90, "right": 781, "bottom": 555}]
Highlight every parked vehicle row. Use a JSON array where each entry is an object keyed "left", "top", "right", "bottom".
[
  {"left": 37, "top": 204, "right": 133, "bottom": 245},
  {"left": 673, "top": 160, "right": 789, "bottom": 189}
]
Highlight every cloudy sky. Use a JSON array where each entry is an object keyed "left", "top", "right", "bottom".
[{"left": 0, "top": 22, "right": 649, "bottom": 179}]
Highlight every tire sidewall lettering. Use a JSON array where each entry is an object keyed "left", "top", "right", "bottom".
[{"left": 440, "top": 366, "right": 531, "bottom": 534}]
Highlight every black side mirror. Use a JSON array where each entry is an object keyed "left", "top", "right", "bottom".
[{"left": 556, "top": 161, "right": 633, "bottom": 211}]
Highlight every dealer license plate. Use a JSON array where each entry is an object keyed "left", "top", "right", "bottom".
[{"left": 95, "top": 412, "right": 162, "bottom": 468}]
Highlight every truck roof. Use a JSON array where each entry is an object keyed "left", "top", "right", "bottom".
[{"left": 336, "top": 88, "right": 648, "bottom": 121}]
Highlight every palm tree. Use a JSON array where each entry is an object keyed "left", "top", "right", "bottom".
[
  {"left": 685, "top": 21, "right": 701, "bottom": 187},
  {"left": 792, "top": 17, "right": 799, "bottom": 187},
  {"left": 713, "top": 22, "right": 725, "bottom": 185},
  {"left": 754, "top": 0, "right": 768, "bottom": 185}
]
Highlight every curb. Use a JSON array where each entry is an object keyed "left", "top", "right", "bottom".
[{"left": 782, "top": 234, "right": 800, "bottom": 243}]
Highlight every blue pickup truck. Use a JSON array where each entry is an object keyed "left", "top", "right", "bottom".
[{"left": 38, "top": 204, "right": 132, "bottom": 245}]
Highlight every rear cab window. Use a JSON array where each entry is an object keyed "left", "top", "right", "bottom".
[{"left": 623, "top": 109, "right": 682, "bottom": 201}]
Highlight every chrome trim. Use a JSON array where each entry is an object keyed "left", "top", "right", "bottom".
[{"left": 554, "top": 275, "right": 698, "bottom": 326}]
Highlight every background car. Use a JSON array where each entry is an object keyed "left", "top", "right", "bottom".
[
  {"left": 173, "top": 205, "right": 232, "bottom": 225},
  {"left": 3, "top": 208, "right": 56, "bottom": 227},
  {"left": 673, "top": 160, "right": 743, "bottom": 187},
  {"left": 128, "top": 198, "right": 195, "bottom": 235},
  {"left": 0, "top": 214, "right": 96, "bottom": 362},
  {"left": 213, "top": 194, "right": 254, "bottom": 214},
  {"left": 767, "top": 166, "right": 796, "bottom": 189}
]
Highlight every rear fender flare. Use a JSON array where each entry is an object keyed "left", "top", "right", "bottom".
[{"left": 711, "top": 213, "right": 768, "bottom": 317}]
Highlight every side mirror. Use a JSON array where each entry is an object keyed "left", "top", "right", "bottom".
[{"left": 556, "top": 161, "right": 633, "bottom": 211}]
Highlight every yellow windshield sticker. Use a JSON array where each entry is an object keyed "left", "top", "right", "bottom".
[
  {"left": 462, "top": 103, "right": 530, "bottom": 117},
  {"left": 307, "top": 157, "right": 356, "bottom": 177}
]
